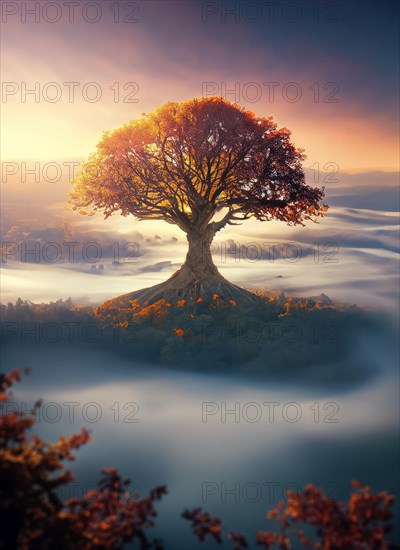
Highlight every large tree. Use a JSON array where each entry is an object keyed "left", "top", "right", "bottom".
[{"left": 69, "top": 97, "right": 327, "bottom": 304}]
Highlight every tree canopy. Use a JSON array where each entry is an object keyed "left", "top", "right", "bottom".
[{"left": 69, "top": 97, "right": 327, "bottom": 235}]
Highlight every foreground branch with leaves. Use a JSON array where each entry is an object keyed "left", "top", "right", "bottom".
[
  {"left": 0, "top": 369, "right": 166, "bottom": 550},
  {"left": 1, "top": 370, "right": 397, "bottom": 549},
  {"left": 182, "top": 480, "right": 398, "bottom": 550}
]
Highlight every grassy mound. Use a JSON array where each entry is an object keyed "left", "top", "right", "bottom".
[{"left": 1, "top": 292, "right": 384, "bottom": 386}]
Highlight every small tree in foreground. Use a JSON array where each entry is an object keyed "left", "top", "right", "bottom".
[
  {"left": 1, "top": 370, "right": 397, "bottom": 549},
  {"left": 183, "top": 481, "right": 398, "bottom": 549},
  {"left": 69, "top": 97, "right": 327, "bottom": 305},
  {"left": 0, "top": 369, "right": 166, "bottom": 549}
]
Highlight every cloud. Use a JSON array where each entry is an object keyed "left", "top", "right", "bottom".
[{"left": 139, "top": 261, "right": 176, "bottom": 273}]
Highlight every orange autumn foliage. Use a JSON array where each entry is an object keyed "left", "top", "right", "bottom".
[
  {"left": 134, "top": 299, "right": 171, "bottom": 321},
  {"left": 0, "top": 369, "right": 167, "bottom": 549},
  {"left": 69, "top": 98, "right": 327, "bottom": 230},
  {"left": 128, "top": 299, "right": 141, "bottom": 311},
  {"left": 184, "top": 480, "right": 397, "bottom": 549},
  {"left": 255, "top": 481, "right": 397, "bottom": 549}
]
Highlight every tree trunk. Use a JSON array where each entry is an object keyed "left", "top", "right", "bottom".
[
  {"left": 102, "top": 222, "right": 263, "bottom": 307},
  {"left": 182, "top": 225, "right": 220, "bottom": 280}
]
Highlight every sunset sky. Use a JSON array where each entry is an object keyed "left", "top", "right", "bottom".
[{"left": 1, "top": 0, "right": 399, "bottom": 171}]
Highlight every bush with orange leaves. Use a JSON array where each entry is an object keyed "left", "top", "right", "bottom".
[
  {"left": 181, "top": 508, "right": 223, "bottom": 543},
  {"left": 0, "top": 369, "right": 166, "bottom": 549},
  {"left": 134, "top": 299, "right": 172, "bottom": 323},
  {"left": 258, "top": 481, "right": 397, "bottom": 549},
  {"left": 183, "top": 482, "right": 398, "bottom": 549}
]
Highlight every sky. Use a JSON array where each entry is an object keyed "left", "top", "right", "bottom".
[
  {"left": 0, "top": 0, "right": 399, "bottom": 308},
  {"left": 1, "top": 0, "right": 399, "bottom": 170}
]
